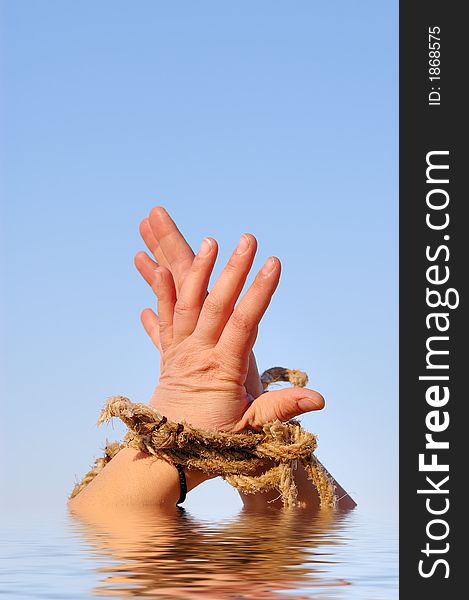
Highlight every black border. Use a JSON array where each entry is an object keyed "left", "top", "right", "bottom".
[{"left": 400, "top": 1, "right": 464, "bottom": 595}]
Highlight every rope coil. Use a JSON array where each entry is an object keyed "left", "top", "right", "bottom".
[{"left": 70, "top": 368, "right": 337, "bottom": 509}]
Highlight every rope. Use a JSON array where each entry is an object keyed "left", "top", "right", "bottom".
[{"left": 70, "top": 368, "right": 337, "bottom": 509}]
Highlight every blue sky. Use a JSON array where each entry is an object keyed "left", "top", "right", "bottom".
[{"left": 1, "top": 0, "right": 397, "bottom": 518}]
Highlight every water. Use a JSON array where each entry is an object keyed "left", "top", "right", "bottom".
[{"left": 0, "top": 505, "right": 397, "bottom": 599}]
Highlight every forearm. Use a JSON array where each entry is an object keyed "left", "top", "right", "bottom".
[
  {"left": 238, "top": 459, "right": 356, "bottom": 511},
  {"left": 68, "top": 447, "right": 210, "bottom": 515}
]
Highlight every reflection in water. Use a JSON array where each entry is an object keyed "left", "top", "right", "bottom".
[{"left": 70, "top": 507, "right": 355, "bottom": 599}]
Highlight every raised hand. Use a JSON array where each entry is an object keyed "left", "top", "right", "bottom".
[
  {"left": 135, "top": 208, "right": 325, "bottom": 433},
  {"left": 135, "top": 207, "right": 264, "bottom": 400}
]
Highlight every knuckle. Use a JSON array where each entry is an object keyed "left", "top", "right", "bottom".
[
  {"left": 203, "top": 296, "right": 224, "bottom": 319},
  {"left": 230, "top": 311, "right": 253, "bottom": 335},
  {"left": 224, "top": 258, "right": 239, "bottom": 274},
  {"left": 174, "top": 299, "right": 193, "bottom": 317},
  {"left": 158, "top": 318, "right": 171, "bottom": 331}
]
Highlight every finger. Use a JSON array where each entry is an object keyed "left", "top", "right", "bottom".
[
  {"left": 235, "top": 388, "right": 325, "bottom": 431},
  {"left": 140, "top": 308, "right": 161, "bottom": 350},
  {"left": 245, "top": 350, "right": 264, "bottom": 399},
  {"left": 139, "top": 218, "right": 169, "bottom": 268},
  {"left": 134, "top": 251, "right": 159, "bottom": 290},
  {"left": 217, "top": 256, "right": 280, "bottom": 360},
  {"left": 148, "top": 206, "right": 195, "bottom": 292},
  {"left": 153, "top": 266, "right": 176, "bottom": 350},
  {"left": 195, "top": 233, "right": 257, "bottom": 344},
  {"left": 172, "top": 237, "right": 218, "bottom": 342}
]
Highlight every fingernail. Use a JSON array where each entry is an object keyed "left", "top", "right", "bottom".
[
  {"left": 198, "top": 237, "right": 213, "bottom": 256},
  {"left": 235, "top": 234, "right": 250, "bottom": 255},
  {"left": 260, "top": 256, "right": 276, "bottom": 275},
  {"left": 150, "top": 206, "right": 166, "bottom": 221},
  {"left": 297, "top": 397, "right": 319, "bottom": 411}
]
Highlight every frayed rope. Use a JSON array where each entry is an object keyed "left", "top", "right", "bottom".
[{"left": 70, "top": 368, "right": 337, "bottom": 509}]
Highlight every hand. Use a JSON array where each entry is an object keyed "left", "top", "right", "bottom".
[
  {"left": 135, "top": 207, "right": 325, "bottom": 433},
  {"left": 135, "top": 207, "right": 263, "bottom": 400}
]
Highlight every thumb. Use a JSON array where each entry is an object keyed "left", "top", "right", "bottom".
[
  {"left": 239, "top": 387, "right": 325, "bottom": 431},
  {"left": 244, "top": 351, "right": 264, "bottom": 399}
]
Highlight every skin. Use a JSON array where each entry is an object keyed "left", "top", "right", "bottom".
[
  {"left": 135, "top": 207, "right": 325, "bottom": 431},
  {"left": 68, "top": 448, "right": 200, "bottom": 515},
  {"left": 71, "top": 505, "right": 349, "bottom": 598},
  {"left": 134, "top": 207, "right": 356, "bottom": 510},
  {"left": 69, "top": 207, "right": 355, "bottom": 514}
]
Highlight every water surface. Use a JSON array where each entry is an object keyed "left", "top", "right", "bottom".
[{"left": 1, "top": 506, "right": 397, "bottom": 599}]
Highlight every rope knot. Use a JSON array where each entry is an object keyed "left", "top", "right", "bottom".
[{"left": 72, "top": 368, "right": 336, "bottom": 509}]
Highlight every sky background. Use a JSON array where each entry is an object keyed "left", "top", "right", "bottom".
[{"left": 1, "top": 0, "right": 397, "bottom": 519}]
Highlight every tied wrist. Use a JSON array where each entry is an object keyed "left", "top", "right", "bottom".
[
  {"left": 95, "top": 394, "right": 335, "bottom": 509},
  {"left": 179, "top": 464, "right": 217, "bottom": 502},
  {"left": 70, "top": 367, "right": 337, "bottom": 510}
]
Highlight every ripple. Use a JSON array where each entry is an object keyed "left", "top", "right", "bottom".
[{"left": 0, "top": 508, "right": 397, "bottom": 599}]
